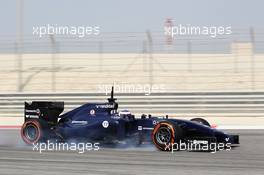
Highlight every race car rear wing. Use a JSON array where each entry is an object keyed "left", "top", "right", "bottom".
[{"left": 24, "top": 101, "right": 64, "bottom": 124}]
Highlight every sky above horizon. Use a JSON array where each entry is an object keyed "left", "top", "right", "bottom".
[
  {"left": 0, "top": 0, "right": 263, "bottom": 53},
  {"left": 0, "top": 0, "right": 263, "bottom": 37}
]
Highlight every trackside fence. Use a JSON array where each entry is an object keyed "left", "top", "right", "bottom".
[{"left": 0, "top": 92, "right": 264, "bottom": 118}]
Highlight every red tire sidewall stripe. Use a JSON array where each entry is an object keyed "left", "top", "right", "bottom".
[
  {"left": 152, "top": 122, "right": 175, "bottom": 150},
  {"left": 21, "top": 120, "right": 41, "bottom": 144}
]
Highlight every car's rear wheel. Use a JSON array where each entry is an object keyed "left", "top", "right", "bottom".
[
  {"left": 190, "top": 118, "right": 210, "bottom": 127},
  {"left": 152, "top": 122, "right": 182, "bottom": 151},
  {"left": 21, "top": 120, "right": 42, "bottom": 144}
]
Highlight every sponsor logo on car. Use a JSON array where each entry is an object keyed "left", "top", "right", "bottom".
[
  {"left": 90, "top": 109, "right": 95, "bottom": 115},
  {"left": 25, "top": 109, "right": 40, "bottom": 118},
  {"left": 102, "top": 121, "right": 109, "bottom": 128},
  {"left": 72, "top": 121, "right": 88, "bottom": 125},
  {"left": 25, "top": 115, "right": 39, "bottom": 119},
  {"left": 96, "top": 104, "right": 114, "bottom": 109},
  {"left": 25, "top": 109, "right": 40, "bottom": 115}
]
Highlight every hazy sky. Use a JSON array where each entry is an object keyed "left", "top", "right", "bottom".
[{"left": 0, "top": 0, "right": 263, "bottom": 36}]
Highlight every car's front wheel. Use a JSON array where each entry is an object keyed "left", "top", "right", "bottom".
[{"left": 151, "top": 122, "right": 182, "bottom": 151}]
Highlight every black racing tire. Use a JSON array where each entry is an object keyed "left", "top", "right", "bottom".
[
  {"left": 151, "top": 121, "right": 182, "bottom": 151},
  {"left": 190, "top": 118, "right": 211, "bottom": 127},
  {"left": 21, "top": 120, "right": 42, "bottom": 144}
]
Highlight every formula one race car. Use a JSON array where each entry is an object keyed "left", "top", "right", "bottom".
[{"left": 21, "top": 87, "right": 239, "bottom": 151}]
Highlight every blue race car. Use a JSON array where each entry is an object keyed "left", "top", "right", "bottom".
[{"left": 21, "top": 87, "right": 239, "bottom": 151}]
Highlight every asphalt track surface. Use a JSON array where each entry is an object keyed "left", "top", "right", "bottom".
[{"left": 0, "top": 129, "right": 263, "bottom": 175}]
